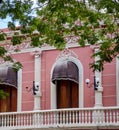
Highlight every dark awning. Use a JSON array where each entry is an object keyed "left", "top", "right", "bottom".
[
  {"left": 52, "top": 61, "right": 79, "bottom": 84},
  {"left": 0, "top": 66, "right": 17, "bottom": 88}
]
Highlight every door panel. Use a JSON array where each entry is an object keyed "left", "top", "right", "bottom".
[
  {"left": 71, "top": 82, "right": 78, "bottom": 108},
  {"left": 11, "top": 87, "right": 17, "bottom": 112},
  {"left": 57, "top": 80, "right": 70, "bottom": 108},
  {"left": 57, "top": 80, "right": 78, "bottom": 109},
  {"left": 0, "top": 85, "right": 17, "bottom": 112}
]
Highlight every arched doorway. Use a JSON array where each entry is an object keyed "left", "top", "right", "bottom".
[
  {"left": 52, "top": 60, "right": 79, "bottom": 109},
  {"left": 51, "top": 49, "right": 84, "bottom": 109},
  {"left": 0, "top": 66, "right": 17, "bottom": 112}
]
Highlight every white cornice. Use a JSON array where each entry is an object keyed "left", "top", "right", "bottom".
[{"left": 2, "top": 36, "right": 82, "bottom": 55}]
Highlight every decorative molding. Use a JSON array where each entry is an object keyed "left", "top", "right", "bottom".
[
  {"left": 65, "top": 36, "right": 79, "bottom": 45},
  {"left": 56, "top": 48, "right": 78, "bottom": 60},
  {"left": 3, "top": 41, "right": 32, "bottom": 52},
  {"left": 1, "top": 36, "right": 80, "bottom": 53},
  {"left": 0, "top": 58, "right": 14, "bottom": 65},
  {"left": 31, "top": 49, "right": 42, "bottom": 58}
]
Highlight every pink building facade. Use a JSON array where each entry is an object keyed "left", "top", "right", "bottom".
[
  {"left": 12, "top": 44, "right": 117, "bottom": 111},
  {"left": 0, "top": 36, "right": 119, "bottom": 129}
]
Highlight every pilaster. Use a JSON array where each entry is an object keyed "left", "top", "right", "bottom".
[{"left": 33, "top": 50, "right": 42, "bottom": 110}]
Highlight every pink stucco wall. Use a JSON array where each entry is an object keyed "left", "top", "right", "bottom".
[
  {"left": 12, "top": 45, "right": 117, "bottom": 111},
  {"left": 103, "top": 59, "right": 116, "bottom": 106},
  {"left": 13, "top": 52, "right": 34, "bottom": 111},
  {"left": 40, "top": 46, "right": 117, "bottom": 109}
]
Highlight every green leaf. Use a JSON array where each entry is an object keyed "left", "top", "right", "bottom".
[
  {"left": 0, "top": 33, "right": 6, "bottom": 41},
  {"left": 8, "top": 22, "right": 16, "bottom": 30},
  {"left": 12, "top": 61, "right": 22, "bottom": 71},
  {"left": 0, "top": 90, "right": 9, "bottom": 99},
  {"left": 0, "top": 46, "right": 7, "bottom": 57},
  {"left": 31, "top": 35, "right": 41, "bottom": 47},
  {"left": 3, "top": 55, "right": 13, "bottom": 62},
  {"left": 90, "top": 60, "right": 104, "bottom": 72},
  {"left": 11, "top": 35, "right": 22, "bottom": 45}
]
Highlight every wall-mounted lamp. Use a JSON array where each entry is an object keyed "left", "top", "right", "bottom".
[
  {"left": 85, "top": 76, "right": 99, "bottom": 90},
  {"left": 33, "top": 81, "right": 39, "bottom": 95},
  {"left": 26, "top": 81, "right": 39, "bottom": 95}
]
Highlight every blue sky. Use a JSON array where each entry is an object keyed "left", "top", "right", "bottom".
[
  {"left": 0, "top": 0, "right": 38, "bottom": 29},
  {"left": 0, "top": 18, "right": 9, "bottom": 29}
]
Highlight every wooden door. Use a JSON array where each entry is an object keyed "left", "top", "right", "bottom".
[
  {"left": 57, "top": 80, "right": 78, "bottom": 109},
  {"left": 57, "top": 80, "right": 78, "bottom": 123},
  {"left": 0, "top": 85, "right": 17, "bottom": 112},
  {"left": 71, "top": 81, "right": 78, "bottom": 108}
]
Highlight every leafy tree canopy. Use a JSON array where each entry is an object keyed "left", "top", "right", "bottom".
[{"left": 0, "top": 0, "right": 119, "bottom": 71}]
